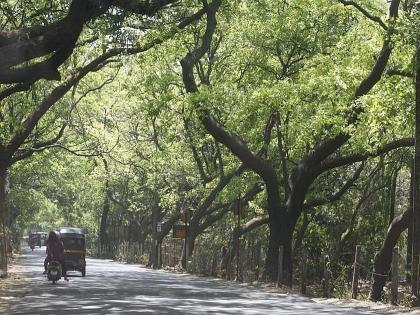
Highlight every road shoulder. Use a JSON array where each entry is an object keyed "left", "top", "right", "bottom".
[
  {"left": 0, "top": 256, "right": 28, "bottom": 313},
  {"left": 314, "top": 298, "right": 420, "bottom": 315}
]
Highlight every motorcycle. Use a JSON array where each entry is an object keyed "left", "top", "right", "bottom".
[
  {"left": 30, "top": 243, "right": 35, "bottom": 251},
  {"left": 47, "top": 260, "right": 62, "bottom": 284}
]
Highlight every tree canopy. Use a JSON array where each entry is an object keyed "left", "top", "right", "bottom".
[{"left": 1, "top": 0, "right": 420, "bottom": 303}]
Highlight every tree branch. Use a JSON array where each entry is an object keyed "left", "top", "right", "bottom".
[
  {"left": 0, "top": 82, "right": 32, "bottom": 102},
  {"left": 2, "top": 8, "right": 205, "bottom": 160},
  {"left": 198, "top": 183, "right": 265, "bottom": 234},
  {"left": 193, "top": 163, "right": 247, "bottom": 221},
  {"left": 338, "top": 0, "right": 387, "bottom": 30},
  {"left": 286, "top": 0, "right": 400, "bottom": 227},
  {"left": 315, "top": 137, "right": 413, "bottom": 174},
  {"left": 0, "top": 0, "right": 198, "bottom": 84},
  {"left": 304, "top": 162, "right": 364, "bottom": 209},
  {"left": 11, "top": 124, "right": 67, "bottom": 163},
  {"left": 386, "top": 67, "right": 414, "bottom": 78}
]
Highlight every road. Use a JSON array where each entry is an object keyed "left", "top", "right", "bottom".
[{"left": 3, "top": 247, "right": 376, "bottom": 314}]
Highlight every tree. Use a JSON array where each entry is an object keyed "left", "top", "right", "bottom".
[{"left": 180, "top": 0, "right": 406, "bottom": 284}]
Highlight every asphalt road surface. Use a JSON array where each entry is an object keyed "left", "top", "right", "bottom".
[{"left": 3, "top": 247, "right": 376, "bottom": 314}]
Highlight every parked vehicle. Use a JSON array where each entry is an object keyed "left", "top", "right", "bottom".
[
  {"left": 47, "top": 260, "right": 62, "bottom": 284},
  {"left": 59, "top": 227, "right": 86, "bottom": 277},
  {"left": 38, "top": 232, "right": 48, "bottom": 246}
]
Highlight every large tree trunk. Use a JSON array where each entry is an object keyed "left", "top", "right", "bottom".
[
  {"left": 370, "top": 209, "right": 410, "bottom": 301},
  {"left": 264, "top": 217, "right": 293, "bottom": 286},
  {"left": 370, "top": 160, "right": 413, "bottom": 300},
  {"left": 262, "top": 178, "right": 292, "bottom": 285}
]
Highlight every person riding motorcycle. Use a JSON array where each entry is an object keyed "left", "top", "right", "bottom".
[{"left": 43, "top": 231, "right": 68, "bottom": 281}]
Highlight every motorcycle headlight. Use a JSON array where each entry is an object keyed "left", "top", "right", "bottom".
[{"left": 51, "top": 270, "right": 58, "bottom": 276}]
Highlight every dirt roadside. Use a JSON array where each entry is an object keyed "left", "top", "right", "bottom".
[
  {"left": 160, "top": 268, "right": 420, "bottom": 315},
  {"left": 314, "top": 298, "right": 420, "bottom": 315},
  {"left": 0, "top": 258, "right": 27, "bottom": 313}
]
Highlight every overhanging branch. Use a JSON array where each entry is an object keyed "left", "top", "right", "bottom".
[
  {"left": 305, "top": 162, "right": 364, "bottom": 209},
  {"left": 338, "top": 0, "right": 387, "bottom": 30},
  {"left": 315, "top": 137, "right": 413, "bottom": 174}
]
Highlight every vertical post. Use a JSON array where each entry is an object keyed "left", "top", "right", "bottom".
[
  {"left": 182, "top": 238, "right": 187, "bottom": 269},
  {"left": 322, "top": 255, "right": 330, "bottom": 298},
  {"left": 0, "top": 168, "right": 8, "bottom": 276},
  {"left": 277, "top": 245, "right": 284, "bottom": 287},
  {"left": 352, "top": 245, "right": 361, "bottom": 299},
  {"left": 391, "top": 247, "right": 399, "bottom": 305},
  {"left": 301, "top": 248, "right": 307, "bottom": 295},
  {"left": 211, "top": 248, "right": 218, "bottom": 276},
  {"left": 236, "top": 195, "right": 241, "bottom": 282},
  {"left": 97, "top": 234, "right": 101, "bottom": 257},
  {"left": 413, "top": 246, "right": 419, "bottom": 297},
  {"left": 407, "top": 160, "right": 414, "bottom": 283},
  {"left": 173, "top": 240, "right": 176, "bottom": 269},
  {"left": 2, "top": 222, "right": 7, "bottom": 276},
  {"left": 157, "top": 240, "right": 162, "bottom": 269},
  {"left": 259, "top": 245, "right": 264, "bottom": 280},
  {"left": 185, "top": 238, "right": 189, "bottom": 271},
  {"left": 412, "top": 12, "right": 420, "bottom": 298},
  {"left": 181, "top": 211, "right": 188, "bottom": 270},
  {"left": 185, "top": 212, "right": 188, "bottom": 263},
  {"left": 226, "top": 249, "right": 232, "bottom": 280},
  {"left": 255, "top": 242, "right": 261, "bottom": 280}
]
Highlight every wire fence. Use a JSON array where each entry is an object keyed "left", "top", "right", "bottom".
[{"left": 87, "top": 236, "right": 412, "bottom": 303}]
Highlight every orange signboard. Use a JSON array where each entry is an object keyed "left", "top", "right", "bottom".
[{"left": 173, "top": 225, "right": 187, "bottom": 239}]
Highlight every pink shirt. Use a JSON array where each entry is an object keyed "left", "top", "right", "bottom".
[{"left": 47, "top": 241, "right": 64, "bottom": 260}]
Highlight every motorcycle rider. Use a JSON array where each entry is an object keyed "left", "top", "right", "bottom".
[
  {"left": 43, "top": 231, "right": 68, "bottom": 281},
  {"left": 43, "top": 238, "right": 49, "bottom": 273}
]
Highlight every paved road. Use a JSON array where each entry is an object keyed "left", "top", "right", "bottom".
[{"left": 4, "top": 247, "right": 376, "bottom": 314}]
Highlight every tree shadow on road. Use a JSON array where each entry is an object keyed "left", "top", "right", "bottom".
[{"left": 5, "top": 248, "right": 376, "bottom": 315}]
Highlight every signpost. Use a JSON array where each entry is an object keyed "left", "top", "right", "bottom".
[{"left": 173, "top": 210, "right": 194, "bottom": 270}]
